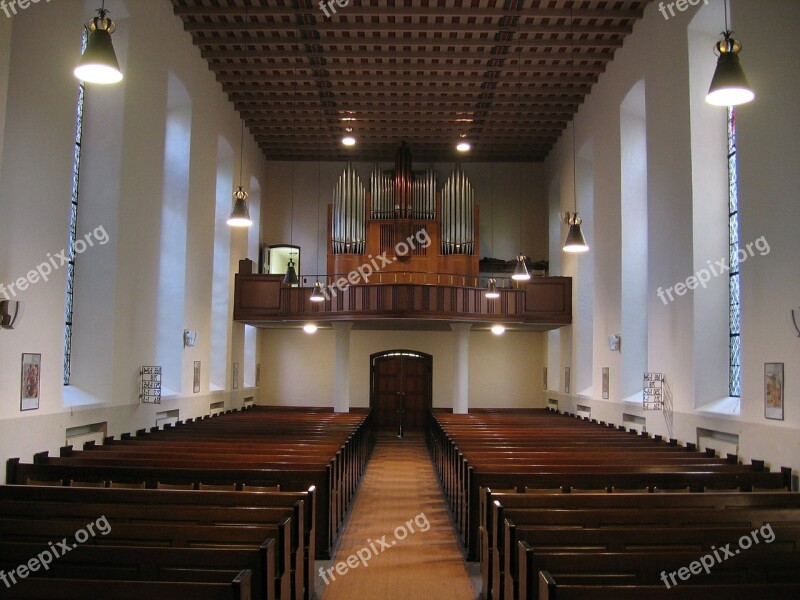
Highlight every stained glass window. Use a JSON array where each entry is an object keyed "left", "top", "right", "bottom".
[
  {"left": 727, "top": 106, "right": 741, "bottom": 398},
  {"left": 64, "top": 33, "right": 86, "bottom": 386}
]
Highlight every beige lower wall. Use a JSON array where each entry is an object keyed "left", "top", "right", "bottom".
[{"left": 260, "top": 327, "right": 546, "bottom": 411}]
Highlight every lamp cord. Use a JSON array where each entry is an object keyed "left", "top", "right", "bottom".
[
  {"left": 724, "top": 0, "right": 729, "bottom": 32},
  {"left": 239, "top": 6, "right": 248, "bottom": 187},
  {"left": 517, "top": 2, "right": 523, "bottom": 256},
  {"left": 571, "top": 4, "right": 578, "bottom": 217}
]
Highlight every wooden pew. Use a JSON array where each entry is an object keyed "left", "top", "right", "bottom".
[
  {"left": 2, "top": 570, "right": 252, "bottom": 600},
  {"left": 0, "top": 542, "right": 266, "bottom": 600},
  {"left": 537, "top": 570, "right": 800, "bottom": 600},
  {"left": 0, "top": 516, "right": 291, "bottom": 600},
  {"left": 523, "top": 547, "right": 800, "bottom": 595},
  {"left": 509, "top": 523, "right": 800, "bottom": 600},
  {"left": 0, "top": 485, "right": 316, "bottom": 600}
]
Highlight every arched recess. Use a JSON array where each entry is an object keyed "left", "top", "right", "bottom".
[
  {"left": 156, "top": 72, "right": 192, "bottom": 395},
  {"left": 620, "top": 79, "right": 649, "bottom": 400},
  {"left": 210, "top": 136, "right": 234, "bottom": 390},
  {"left": 688, "top": 3, "right": 737, "bottom": 411},
  {"left": 573, "top": 140, "right": 595, "bottom": 396}
]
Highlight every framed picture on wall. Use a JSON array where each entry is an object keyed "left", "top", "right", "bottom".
[
  {"left": 20, "top": 353, "right": 41, "bottom": 411},
  {"left": 764, "top": 362, "right": 784, "bottom": 420},
  {"left": 602, "top": 367, "right": 610, "bottom": 400},
  {"left": 564, "top": 367, "right": 571, "bottom": 394},
  {"left": 233, "top": 363, "right": 239, "bottom": 390},
  {"left": 193, "top": 361, "right": 201, "bottom": 394}
]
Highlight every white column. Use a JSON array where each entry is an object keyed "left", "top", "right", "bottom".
[
  {"left": 451, "top": 323, "right": 472, "bottom": 414},
  {"left": 333, "top": 322, "right": 353, "bottom": 413}
]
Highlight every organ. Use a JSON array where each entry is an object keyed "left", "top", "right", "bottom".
[{"left": 328, "top": 143, "right": 480, "bottom": 285}]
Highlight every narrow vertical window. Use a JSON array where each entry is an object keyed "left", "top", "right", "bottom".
[
  {"left": 728, "top": 106, "right": 741, "bottom": 397},
  {"left": 63, "top": 33, "right": 87, "bottom": 386}
]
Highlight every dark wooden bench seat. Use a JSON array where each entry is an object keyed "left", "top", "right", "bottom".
[
  {"left": 523, "top": 548, "right": 800, "bottom": 599},
  {"left": 492, "top": 505, "right": 800, "bottom": 600},
  {"left": 0, "top": 570, "right": 252, "bottom": 600},
  {"left": 537, "top": 570, "right": 800, "bottom": 600},
  {"left": 508, "top": 524, "right": 800, "bottom": 600},
  {"left": 0, "top": 542, "right": 265, "bottom": 600},
  {"left": 0, "top": 516, "right": 291, "bottom": 600}
]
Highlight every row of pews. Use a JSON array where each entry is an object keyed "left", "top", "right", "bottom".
[
  {"left": 427, "top": 408, "right": 798, "bottom": 599},
  {"left": 2, "top": 406, "right": 375, "bottom": 600}
]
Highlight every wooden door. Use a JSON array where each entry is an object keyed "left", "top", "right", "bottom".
[{"left": 370, "top": 351, "right": 432, "bottom": 433}]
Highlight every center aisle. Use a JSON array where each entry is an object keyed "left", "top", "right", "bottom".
[{"left": 320, "top": 433, "right": 477, "bottom": 600}]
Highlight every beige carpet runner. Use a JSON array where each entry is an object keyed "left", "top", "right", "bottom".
[{"left": 320, "top": 434, "right": 476, "bottom": 600}]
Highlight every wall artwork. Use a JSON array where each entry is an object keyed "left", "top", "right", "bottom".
[
  {"left": 602, "top": 367, "right": 610, "bottom": 400},
  {"left": 20, "top": 353, "right": 41, "bottom": 411},
  {"left": 193, "top": 361, "right": 201, "bottom": 394},
  {"left": 764, "top": 362, "right": 784, "bottom": 421},
  {"left": 564, "top": 367, "right": 571, "bottom": 394}
]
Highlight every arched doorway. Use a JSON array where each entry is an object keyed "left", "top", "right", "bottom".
[{"left": 370, "top": 350, "right": 432, "bottom": 435}]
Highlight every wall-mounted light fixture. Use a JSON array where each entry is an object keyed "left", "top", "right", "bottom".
[
  {"left": 608, "top": 334, "right": 621, "bottom": 352},
  {"left": 183, "top": 329, "right": 198, "bottom": 348},
  {"left": 0, "top": 300, "right": 21, "bottom": 329}
]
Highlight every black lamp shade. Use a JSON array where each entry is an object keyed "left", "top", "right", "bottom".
[
  {"left": 563, "top": 222, "right": 589, "bottom": 253},
  {"left": 75, "top": 27, "right": 122, "bottom": 84},
  {"left": 706, "top": 52, "right": 754, "bottom": 106},
  {"left": 283, "top": 259, "right": 299, "bottom": 286}
]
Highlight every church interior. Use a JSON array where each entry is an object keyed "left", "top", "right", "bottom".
[{"left": 0, "top": 0, "right": 798, "bottom": 598}]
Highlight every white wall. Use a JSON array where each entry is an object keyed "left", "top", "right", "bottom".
[
  {"left": 261, "top": 327, "right": 545, "bottom": 410},
  {"left": 0, "top": 0, "right": 266, "bottom": 481},
  {"left": 544, "top": 0, "right": 800, "bottom": 486}
]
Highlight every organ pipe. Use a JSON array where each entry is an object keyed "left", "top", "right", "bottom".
[
  {"left": 394, "top": 142, "right": 413, "bottom": 219},
  {"left": 370, "top": 165, "right": 394, "bottom": 219},
  {"left": 440, "top": 168, "right": 475, "bottom": 255},
  {"left": 412, "top": 170, "right": 437, "bottom": 219},
  {"left": 332, "top": 162, "right": 366, "bottom": 255}
]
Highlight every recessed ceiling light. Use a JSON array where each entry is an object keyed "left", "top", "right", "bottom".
[
  {"left": 491, "top": 325, "right": 506, "bottom": 335},
  {"left": 342, "top": 126, "right": 356, "bottom": 146},
  {"left": 303, "top": 324, "right": 318, "bottom": 334},
  {"left": 456, "top": 140, "right": 471, "bottom": 152}
]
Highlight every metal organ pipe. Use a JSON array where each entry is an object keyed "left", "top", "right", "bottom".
[
  {"left": 412, "top": 170, "right": 436, "bottom": 220},
  {"left": 441, "top": 168, "right": 475, "bottom": 256},
  {"left": 394, "top": 142, "right": 413, "bottom": 219},
  {"left": 332, "top": 163, "right": 366, "bottom": 255},
  {"left": 370, "top": 165, "right": 394, "bottom": 219}
]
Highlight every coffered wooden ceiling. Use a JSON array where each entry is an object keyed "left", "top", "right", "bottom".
[{"left": 170, "top": 0, "right": 651, "bottom": 161}]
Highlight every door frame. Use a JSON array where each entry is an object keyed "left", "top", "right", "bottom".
[{"left": 369, "top": 350, "right": 433, "bottom": 430}]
